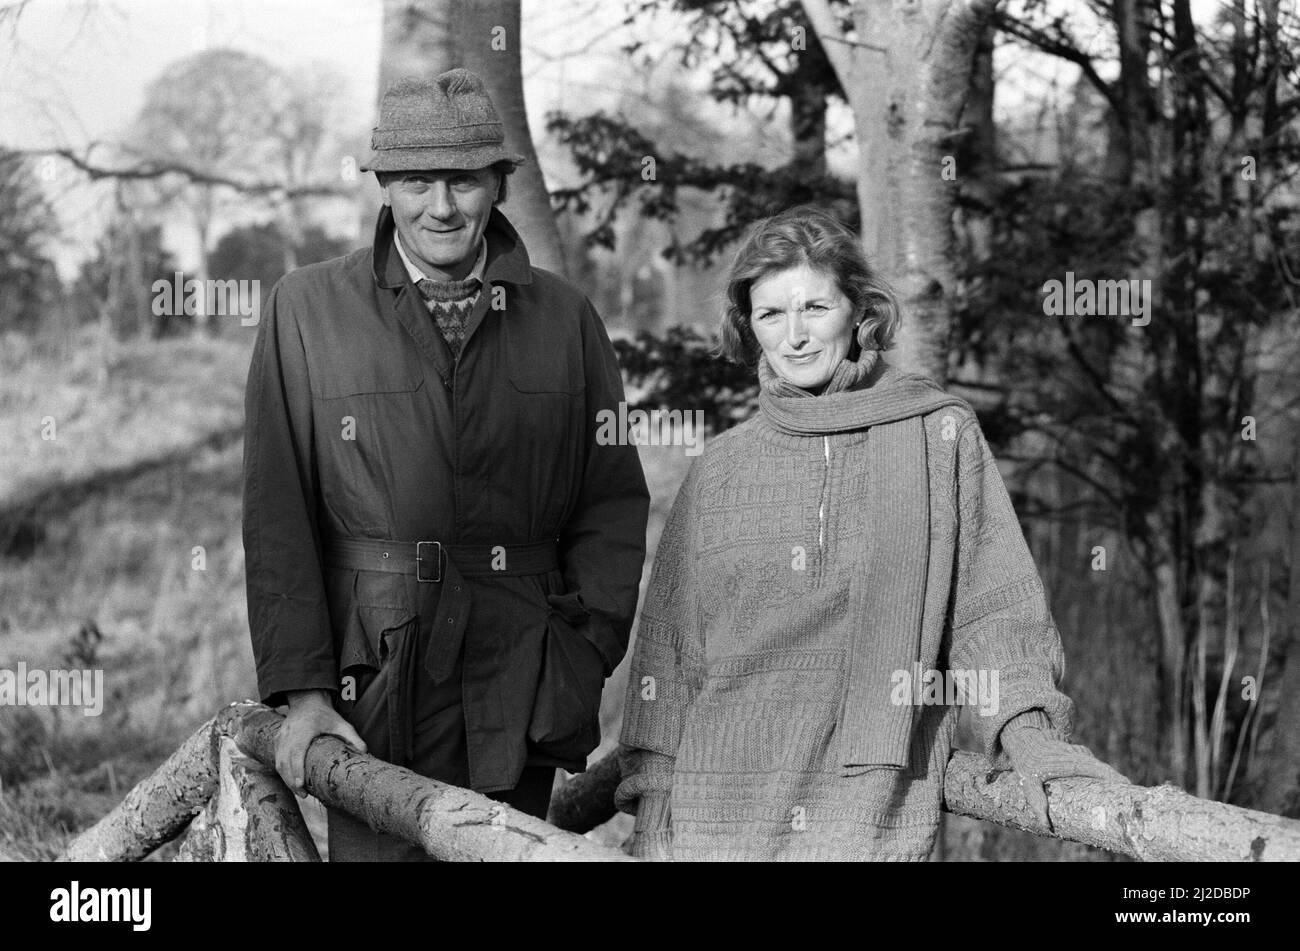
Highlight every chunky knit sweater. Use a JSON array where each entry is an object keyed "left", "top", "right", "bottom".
[{"left": 616, "top": 354, "right": 1076, "bottom": 861}]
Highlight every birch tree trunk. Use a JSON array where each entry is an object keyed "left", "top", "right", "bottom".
[
  {"left": 800, "top": 0, "right": 1001, "bottom": 384},
  {"left": 1253, "top": 438, "right": 1300, "bottom": 817}
]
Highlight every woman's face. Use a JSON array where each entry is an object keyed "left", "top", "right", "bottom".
[{"left": 750, "top": 264, "right": 856, "bottom": 391}]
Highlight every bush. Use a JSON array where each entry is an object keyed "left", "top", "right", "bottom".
[{"left": 613, "top": 325, "right": 758, "bottom": 434}]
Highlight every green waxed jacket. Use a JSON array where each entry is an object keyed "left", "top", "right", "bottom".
[{"left": 242, "top": 205, "right": 649, "bottom": 792}]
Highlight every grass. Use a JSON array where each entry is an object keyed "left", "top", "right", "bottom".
[{"left": 0, "top": 326, "right": 252, "bottom": 505}]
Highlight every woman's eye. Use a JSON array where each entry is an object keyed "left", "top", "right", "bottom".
[{"left": 807, "top": 303, "right": 828, "bottom": 313}]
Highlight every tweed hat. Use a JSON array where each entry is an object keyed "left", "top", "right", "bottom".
[{"left": 361, "top": 68, "right": 527, "bottom": 173}]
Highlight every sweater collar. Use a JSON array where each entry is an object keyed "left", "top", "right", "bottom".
[{"left": 758, "top": 348, "right": 967, "bottom": 436}]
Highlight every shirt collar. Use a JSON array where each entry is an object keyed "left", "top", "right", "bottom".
[{"left": 393, "top": 229, "right": 487, "bottom": 286}]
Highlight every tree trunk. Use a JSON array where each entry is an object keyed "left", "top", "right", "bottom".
[
  {"left": 227, "top": 704, "right": 632, "bottom": 861},
  {"left": 546, "top": 753, "right": 621, "bottom": 833},
  {"left": 554, "top": 749, "right": 1300, "bottom": 860},
  {"left": 60, "top": 715, "right": 220, "bottom": 862},
  {"left": 368, "top": 0, "right": 566, "bottom": 275},
  {"left": 63, "top": 703, "right": 635, "bottom": 862},
  {"left": 1253, "top": 440, "right": 1300, "bottom": 817},
  {"left": 942, "top": 751, "right": 1300, "bottom": 861},
  {"left": 801, "top": 0, "right": 1000, "bottom": 384},
  {"left": 176, "top": 735, "right": 320, "bottom": 861}
]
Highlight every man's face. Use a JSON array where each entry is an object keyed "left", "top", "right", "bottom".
[{"left": 381, "top": 167, "right": 498, "bottom": 280}]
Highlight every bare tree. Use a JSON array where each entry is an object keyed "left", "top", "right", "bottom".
[{"left": 129, "top": 49, "right": 286, "bottom": 334}]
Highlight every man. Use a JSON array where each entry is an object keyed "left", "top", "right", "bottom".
[{"left": 242, "top": 69, "right": 649, "bottom": 860}]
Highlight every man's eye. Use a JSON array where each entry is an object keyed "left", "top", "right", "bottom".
[{"left": 451, "top": 176, "right": 479, "bottom": 189}]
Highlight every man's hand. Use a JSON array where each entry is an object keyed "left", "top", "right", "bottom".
[
  {"left": 275, "top": 689, "right": 368, "bottom": 797},
  {"left": 1000, "top": 720, "right": 1130, "bottom": 832}
]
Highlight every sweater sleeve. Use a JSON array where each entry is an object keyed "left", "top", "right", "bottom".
[
  {"left": 946, "top": 417, "right": 1076, "bottom": 764},
  {"left": 615, "top": 457, "right": 707, "bottom": 826}
]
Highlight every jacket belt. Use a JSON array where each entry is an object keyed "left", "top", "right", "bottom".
[
  {"left": 322, "top": 536, "right": 560, "bottom": 768},
  {"left": 322, "top": 537, "right": 560, "bottom": 581}
]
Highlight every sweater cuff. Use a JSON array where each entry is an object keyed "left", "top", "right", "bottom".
[
  {"left": 634, "top": 791, "right": 672, "bottom": 833},
  {"left": 629, "top": 828, "right": 673, "bottom": 861},
  {"left": 993, "top": 708, "right": 1066, "bottom": 768},
  {"left": 614, "top": 747, "right": 675, "bottom": 814},
  {"left": 1001, "top": 708, "right": 1054, "bottom": 736}
]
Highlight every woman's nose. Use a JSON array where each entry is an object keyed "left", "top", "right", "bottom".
[{"left": 786, "top": 311, "right": 809, "bottom": 347}]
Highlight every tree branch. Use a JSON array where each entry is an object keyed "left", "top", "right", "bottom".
[{"left": 20, "top": 145, "right": 349, "bottom": 199}]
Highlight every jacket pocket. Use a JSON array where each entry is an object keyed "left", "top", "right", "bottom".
[
  {"left": 526, "top": 593, "right": 606, "bottom": 762},
  {"left": 325, "top": 566, "right": 417, "bottom": 682},
  {"left": 507, "top": 343, "right": 585, "bottom": 395}
]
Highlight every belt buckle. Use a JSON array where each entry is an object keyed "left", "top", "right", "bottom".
[{"left": 415, "top": 541, "right": 442, "bottom": 583}]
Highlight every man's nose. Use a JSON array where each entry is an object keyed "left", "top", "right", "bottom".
[{"left": 424, "top": 182, "right": 456, "bottom": 220}]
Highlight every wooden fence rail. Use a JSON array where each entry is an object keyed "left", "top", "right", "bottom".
[{"left": 59, "top": 700, "right": 1300, "bottom": 862}]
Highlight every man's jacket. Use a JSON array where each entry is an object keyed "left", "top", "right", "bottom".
[{"left": 242, "top": 205, "right": 649, "bottom": 792}]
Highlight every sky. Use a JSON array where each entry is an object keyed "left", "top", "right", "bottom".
[
  {"left": 0, "top": 0, "right": 1231, "bottom": 278},
  {"left": 0, "top": 0, "right": 712, "bottom": 276}
]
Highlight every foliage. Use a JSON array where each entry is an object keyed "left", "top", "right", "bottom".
[
  {"left": 0, "top": 149, "right": 61, "bottom": 334},
  {"left": 549, "top": 110, "right": 855, "bottom": 264},
  {"left": 72, "top": 217, "right": 179, "bottom": 338},
  {"left": 209, "top": 221, "right": 352, "bottom": 293},
  {"left": 548, "top": 0, "right": 851, "bottom": 264},
  {"left": 613, "top": 325, "right": 759, "bottom": 432}
]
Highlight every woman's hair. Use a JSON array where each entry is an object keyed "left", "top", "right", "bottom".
[{"left": 717, "top": 205, "right": 901, "bottom": 367}]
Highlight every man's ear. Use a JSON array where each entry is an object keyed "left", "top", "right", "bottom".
[{"left": 375, "top": 172, "right": 391, "bottom": 206}]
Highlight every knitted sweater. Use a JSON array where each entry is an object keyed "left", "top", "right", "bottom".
[{"left": 616, "top": 359, "right": 1075, "bottom": 861}]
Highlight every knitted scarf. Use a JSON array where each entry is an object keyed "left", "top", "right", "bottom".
[{"left": 758, "top": 347, "right": 969, "bottom": 774}]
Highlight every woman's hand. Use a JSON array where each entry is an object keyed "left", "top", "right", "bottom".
[
  {"left": 624, "top": 787, "right": 673, "bottom": 861},
  {"left": 1000, "top": 717, "right": 1130, "bottom": 832}
]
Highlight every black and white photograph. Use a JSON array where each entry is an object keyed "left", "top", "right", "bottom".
[{"left": 0, "top": 0, "right": 1297, "bottom": 908}]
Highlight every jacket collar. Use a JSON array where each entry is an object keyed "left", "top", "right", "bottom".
[{"left": 370, "top": 204, "right": 533, "bottom": 290}]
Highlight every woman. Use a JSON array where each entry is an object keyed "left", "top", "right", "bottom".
[{"left": 615, "top": 206, "right": 1126, "bottom": 861}]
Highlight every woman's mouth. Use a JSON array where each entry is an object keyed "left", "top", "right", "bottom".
[{"left": 783, "top": 351, "right": 821, "bottom": 364}]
